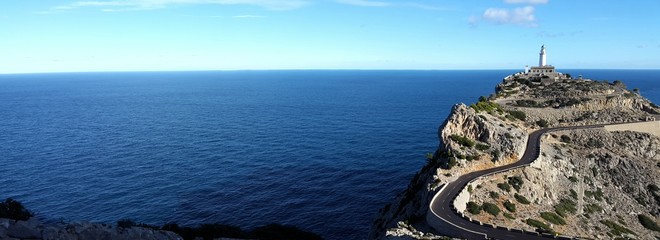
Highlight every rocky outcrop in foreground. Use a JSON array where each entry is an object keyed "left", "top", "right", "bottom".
[{"left": 0, "top": 217, "right": 181, "bottom": 240}]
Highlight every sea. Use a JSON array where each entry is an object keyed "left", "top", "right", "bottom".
[{"left": 0, "top": 70, "right": 658, "bottom": 239}]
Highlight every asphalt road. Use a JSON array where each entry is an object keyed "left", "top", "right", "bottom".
[{"left": 427, "top": 124, "right": 607, "bottom": 240}]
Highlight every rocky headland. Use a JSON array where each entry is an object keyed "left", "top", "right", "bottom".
[{"left": 371, "top": 72, "right": 660, "bottom": 239}]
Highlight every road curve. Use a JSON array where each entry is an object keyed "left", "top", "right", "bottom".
[{"left": 427, "top": 124, "right": 608, "bottom": 240}]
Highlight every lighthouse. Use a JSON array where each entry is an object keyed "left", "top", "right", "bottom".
[{"left": 539, "top": 45, "right": 547, "bottom": 67}]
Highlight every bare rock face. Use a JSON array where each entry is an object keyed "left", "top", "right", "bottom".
[
  {"left": 465, "top": 129, "right": 660, "bottom": 239},
  {"left": 439, "top": 104, "right": 526, "bottom": 163},
  {"left": 0, "top": 217, "right": 182, "bottom": 240}
]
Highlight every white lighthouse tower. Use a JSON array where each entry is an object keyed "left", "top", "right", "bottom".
[{"left": 539, "top": 45, "right": 547, "bottom": 67}]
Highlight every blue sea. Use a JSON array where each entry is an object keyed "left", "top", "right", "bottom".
[{"left": 0, "top": 70, "right": 658, "bottom": 239}]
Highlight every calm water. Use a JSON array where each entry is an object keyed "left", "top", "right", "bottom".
[{"left": 0, "top": 70, "right": 658, "bottom": 239}]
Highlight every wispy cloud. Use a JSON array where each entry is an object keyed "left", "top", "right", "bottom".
[
  {"left": 335, "top": 0, "right": 452, "bottom": 10},
  {"left": 335, "top": 0, "right": 390, "bottom": 7},
  {"left": 474, "top": 6, "right": 538, "bottom": 27},
  {"left": 52, "top": 0, "right": 310, "bottom": 12},
  {"left": 504, "top": 0, "right": 548, "bottom": 4}
]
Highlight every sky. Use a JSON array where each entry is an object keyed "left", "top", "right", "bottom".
[{"left": 1, "top": 0, "right": 660, "bottom": 73}]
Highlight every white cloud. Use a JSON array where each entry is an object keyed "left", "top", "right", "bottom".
[
  {"left": 54, "top": 0, "right": 310, "bottom": 11},
  {"left": 482, "top": 6, "right": 537, "bottom": 27},
  {"left": 504, "top": 0, "right": 548, "bottom": 4},
  {"left": 335, "top": 0, "right": 390, "bottom": 7}
]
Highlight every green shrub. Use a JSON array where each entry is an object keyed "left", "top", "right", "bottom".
[
  {"left": 504, "top": 212, "right": 515, "bottom": 219},
  {"left": 446, "top": 157, "right": 457, "bottom": 169},
  {"left": 0, "top": 198, "right": 33, "bottom": 221},
  {"left": 470, "top": 101, "right": 504, "bottom": 114},
  {"left": 449, "top": 135, "right": 475, "bottom": 148},
  {"left": 540, "top": 212, "right": 566, "bottom": 225},
  {"left": 504, "top": 201, "right": 516, "bottom": 212},
  {"left": 585, "top": 188, "right": 604, "bottom": 201},
  {"left": 554, "top": 198, "right": 577, "bottom": 217},
  {"left": 475, "top": 143, "right": 490, "bottom": 151},
  {"left": 507, "top": 110, "right": 527, "bottom": 121},
  {"left": 638, "top": 214, "right": 660, "bottom": 232},
  {"left": 560, "top": 135, "right": 571, "bottom": 143},
  {"left": 507, "top": 176, "right": 524, "bottom": 191},
  {"left": 585, "top": 203, "right": 603, "bottom": 214},
  {"left": 491, "top": 150, "right": 501, "bottom": 162},
  {"left": 570, "top": 189, "right": 578, "bottom": 200},
  {"left": 514, "top": 193, "right": 530, "bottom": 204},
  {"left": 489, "top": 191, "right": 500, "bottom": 199},
  {"left": 568, "top": 176, "right": 578, "bottom": 182},
  {"left": 497, "top": 182, "right": 511, "bottom": 192},
  {"left": 601, "top": 220, "right": 635, "bottom": 236},
  {"left": 536, "top": 119, "right": 549, "bottom": 127},
  {"left": 467, "top": 202, "right": 482, "bottom": 215},
  {"left": 525, "top": 218, "right": 554, "bottom": 233},
  {"left": 515, "top": 99, "right": 542, "bottom": 108},
  {"left": 482, "top": 202, "right": 500, "bottom": 216}
]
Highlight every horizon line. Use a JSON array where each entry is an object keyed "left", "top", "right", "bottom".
[{"left": 2, "top": 68, "right": 660, "bottom": 75}]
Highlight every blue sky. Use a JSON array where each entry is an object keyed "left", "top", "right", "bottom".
[{"left": 2, "top": 0, "right": 659, "bottom": 73}]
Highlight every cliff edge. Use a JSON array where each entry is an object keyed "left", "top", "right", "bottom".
[{"left": 370, "top": 73, "right": 660, "bottom": 240}]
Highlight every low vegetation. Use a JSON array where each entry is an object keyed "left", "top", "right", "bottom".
[
  {"left": 638, "top": 214, "right": 660, "bottom": 232},
  {"left": 584, "top": 203, "right": 603, "bottom": 214},
  {"left": 584, "top": 188, "right": 604, "bottom": 201},
  {"left": 569, "top": 189, "right": 578, "bottom": 200},
  {"left": 497, "top": 182, "right": 511, "bottom": 192},
  {"left": 540, "top": 212, "right": 566, "bottom": 225},
  {"left": 554, "top": 198, "right": 577, "bottom": 217},
  {"left": 481, "top": 202, "right": 500, "bottom": 216},
  {"left": 600, "top": 220, "right": 635, "bottom": 236},
  {"left": 506, "top": 110, "right": 527, "bottom": 121},
  {"left": 514, "top": 193, "right": 530, "bottom": 204},
  {"left": 475, "top": 143, "right": 490, "bottom": 151},
  {"left": 489, "top": 191, "right": 500, "bottom": 199},
  {"left": 560, "top": 135, "right": 571, "bottom": 143},
  {"left": 507, "top": 176, "right": 524, "bottom": 191},
  {"left": 525, "top": 218, "right": 554, "bottom": 234},
  {"left": 503, "top": 200, "right": 516, "bottom": 212},
  {"left": 467, "top": 201, "right": 482, "bottom": 215},
  {"left": 536, "top": 119, "right": 549, "bottom": 128},
  {"left": 470, "top": 100, "right": 504, "bottom": 115},
  {"left": 449, "top": 134, "right": 475, "bottom": 148}
]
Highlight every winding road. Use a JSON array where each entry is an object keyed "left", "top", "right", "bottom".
[{"left": 426, "top": 123, "right": 624, "bottom": 240}]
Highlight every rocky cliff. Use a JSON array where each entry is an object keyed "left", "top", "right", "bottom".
[
  {"left": 0, "top": 217, "right": 181, "bottom": 240},
  {"left": 370, "top": 74, "right": 660, "bottom": 240},
  {"left": 370, "top": 102, "right": 529, "bottom": 239}
]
